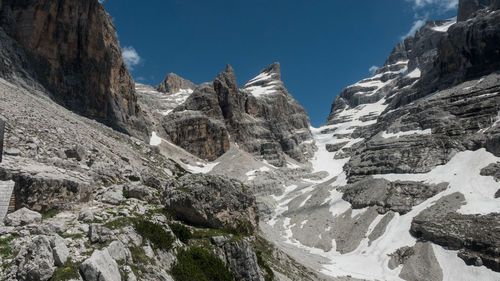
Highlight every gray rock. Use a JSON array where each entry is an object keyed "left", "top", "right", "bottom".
[
  {"left": 164, "top": 174, "right": 258, "bottom": 232},
  {"left": 388, "top": 246, "right": 415, "bottom": 270},
  {"left": 480, "top": 162, "right": 500, "bottom": 182},
  {"left": 80, "top": 249, "right": 121, "bottom": 281},
  {"left": 399, "top": 242, "right": 443, "bottom": 281},
  {"left": 106, "top": 241, "right": 130, "bottom": 262},
  {"left": 65, "top": 145, "right": 86, "bottom": 161},
  {"left": 124, "top": 184, "right": 160, "bottom": 203},
  {"left": 342, "top": 178, "right": 448, "bottom": 214},
  {"left": 99, "top": 185, "right": 124, "bottom": 205},
  {"left": 78, "top": 208, "right": 94, "bottom": 223},
  {"left": 411, "top": 193, "right": 500, "bottom": 272},
  {"left": 220, "top": 239, "right": 265, "bottom": 281},
  {"left": 4, "top": 207, "right": 42, "bottom": 226},
  {"left": 50, "top": 235, "right": 69, "bottom": 266},
  {"left": 15, "top": 235, "right": 55, "bottom": 281},
  {"left": 88, "top": 224, "right": 113, "bottom": 244}
]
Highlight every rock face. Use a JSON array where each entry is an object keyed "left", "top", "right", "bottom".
[
  {"left": 0, "top": 0, "right": 147, "bottom": 138},
  {"left": 458, "top": 0, "right": 493, "bottom": 21},
  {"left": 163, "top": 174, "right": 259, "bottom": 232},
  {"left": 342, "top": 178, "right": 448, "bottom": 214},
  {"left": 159, "top": 63, "right": 314, "bottom": 166},
  {"left": 410, "top": 193, "right": 500, "bottom": 272},
  {"left": 212, "top": 237, "right": 265, "bottom": 281},
  {"left": 157, "top": 73, "right": 196, "bottom": 94}
]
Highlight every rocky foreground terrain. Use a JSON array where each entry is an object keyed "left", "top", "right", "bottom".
[{"left": 0, "top": 0, "right": 499, "bottom": 281}]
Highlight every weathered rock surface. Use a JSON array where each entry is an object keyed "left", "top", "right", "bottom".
[
  {"left": 410, "top": 193, "right": 500, "bottom": 272},
  {"left": 15, "top": 235, "right": 55, "bottom": 281},
  {"left": 481, "top": 162, "right": 500, "bottom": 182},
  {"left": 390, "top": 242, "right": 444, "bottom": 281},
  {"left": 164, "top": 174, "right": 259, "bottom": 232},
  {"left": 80, "top": 249, "right": 121, "bottom": 281},
  {"left": 89, "top": 224, "right": 114, "bottom": 244},
  {"left": 342, "top": 178, "right": 448, "bottom": 214},
  {"left": 50, "top": 235, "right": 69, "bottom": 266},
  {"left": 0, "top": 0, "right": 147, "bottom": 138},
  {"left": 0, "top": 119, "right": 4, "bottom": 163},
  {"left": 4, "top": 207, "right": 41, "bottom": 226},
  {"left": 213, "top": 237, "right": 265, "bottom": 281}
]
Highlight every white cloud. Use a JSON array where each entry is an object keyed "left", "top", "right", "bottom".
[
  {"left": 401, "top": 18, "right": 427, "bottom": 40},
  {"left": 122, "top": 46, "right": 141, "bottom": 70},
  {"left": 408, "top": 0, "right": 458, "bottom": 11},
  {"left": 369, "top": 66, "right": 379, "bottom": 75}
]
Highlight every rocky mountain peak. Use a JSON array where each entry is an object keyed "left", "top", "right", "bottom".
[
  {"left": 156, "top": 73, "right": 196, "bottom": 94},
  {"left": 215, "top": 64, "right": 239, "bottom": 92},
  {"left": 261, "top": 62, "right": 281, "bottom": 80}
]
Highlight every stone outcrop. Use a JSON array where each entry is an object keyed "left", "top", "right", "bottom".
[
  {"left": 410, "top": 193, "right": 500, "bottom": 272},
  {"left": 0, "top": 0, "right": 147, "bottom": 138},
  {"left": 211, "top": 237, "right": 265, "bottom": 281},
  {"left": 161, "top": 63, "right": 314, "bottom": 166},
  {"left": 458, "top": 0, "right": 493, "bottom": 21},
  {"left": 163, "top": 174, "right": 259, "bottom": 232},
  {"left": 157, "top": 73, "right": 196, "bottom": 94},
  {"left": 342, "top": 178, "right": 448, "bottom": 214}
]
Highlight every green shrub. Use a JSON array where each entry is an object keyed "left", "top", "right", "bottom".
[
  {"left": 133, "top": 219, "right": 174, "bottom": 251},
  {"left": 171, "top": 247, "right": 234, "bottom": 281},
  {"left": 256, "top": 250, "right": 275, "bottom": 281},
  {"left": 50, "top": 259, "right": 80, "bottom": 281},
  {"left": 169, "top": 223, "right": 192, "bottom": 244}
]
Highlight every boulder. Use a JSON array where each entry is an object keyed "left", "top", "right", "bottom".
[
  {"left": 106, "top": 240, "right": 130, "bottom": 262},
  {"left": 99, "top": 185, "right": 124, "bottom": 205},
  {"left": 78, "top": 208, "right": 95, "bottom": 223},
  {"left": 64, "top": 145, "right": 86, "bottom": 161},
  {"left": 124, "top": 184, "right": 159, "bottom": 204},
  {"left": 4, "top": 207, "right": 42, "bottom": 226},
  {"left": 164, "top": 174, "right": 258, "bottom": 232},
  {"left": 50, "top": 235, "right": 69, "bottom": 266},
  {"left": 80, "top": 249, "right": 121, "bottom": 281},
  {"left": 15, "top": 235, "right": 55, "bottom": 281},
  {"left": 88, "top": 224, "right": 113, "bottom": 244}
]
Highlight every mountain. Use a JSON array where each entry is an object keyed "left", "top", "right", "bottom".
[
  {"left": 141, "top": 63, "right": 314, "bottom": 166},
  {"left": 0, "top": 0, "right": 499, "bottom": 281},
  {"left": 0, "top": 0, "right": 147, "bottom": 139}
]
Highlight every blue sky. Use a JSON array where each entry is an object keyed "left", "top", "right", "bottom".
[{"left": 103, "top": 0, "right": 458, "bottom": 127}]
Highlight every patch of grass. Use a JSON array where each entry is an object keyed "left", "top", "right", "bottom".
[
  {"left": 129, "top": 246, "right": 153, "bottom": 278},
  {"left": 175, "top": 187, "right": 191, "bottom": 194},
  {"left": 0, "top": 236, "right": 14, "bottom": 257},
  {"left": 103, "top": 217, "right": 133, "bottom": 230},
  {"left": 127, "top": 175, "right": 141, "bottom": 182},
  {"left": 50, "top": 259, "right": 80, "bottom": 281},
  {"left": 169, "top": 223, "right": 192, "bottom": 244},
  {"left": 122, "top": 188, "right": 129, "bottom": 199},
  {"left": 256, "top": 250, "right": 275, "bottom": 281},
  {"left": 133, "top": 218, "right": 174, "bottom": 251},
  {"left": 42, "top": 209, "right": 60, "bottom": 219},
  {"left": 171, "top": 247, "right": 234, "bottom": 281}
]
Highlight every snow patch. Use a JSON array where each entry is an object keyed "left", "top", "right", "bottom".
[
  {"left": 381, "top": 129, "right": 431, "bottom": 139},
  {"left": 149, "top": 132, "right": 162, "bottom": 146}
]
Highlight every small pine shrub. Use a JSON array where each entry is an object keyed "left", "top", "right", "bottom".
[
  {"left": 169, "top": 223, "right": 192, "bottom": 244},
  {"left": 133, "top": 218, "right": 174, "bottom": 251},
  {"left": 171, "top": 247, "right": 234, "bottom": 281}
]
